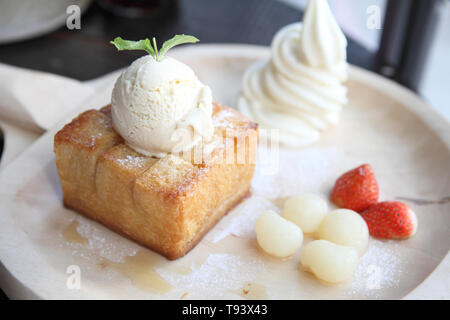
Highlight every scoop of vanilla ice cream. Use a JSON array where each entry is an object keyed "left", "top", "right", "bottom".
[{"left": 111, "top": 55, "right": 214, "bottom": 157}]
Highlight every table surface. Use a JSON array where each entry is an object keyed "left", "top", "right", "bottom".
[{"left": 0, "top": 0, "right": 375, "bottom": 300}]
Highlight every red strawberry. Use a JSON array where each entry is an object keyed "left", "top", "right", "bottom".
[
  {"left": 361, "top": 201, "right": 418, "bottom": 239},
  {"left": 331, "top": 164, "right": 379, "bottom": 212}
]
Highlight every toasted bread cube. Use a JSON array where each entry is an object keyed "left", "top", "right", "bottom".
[{"left": 54, "top": 104, "right": 257, "bottom": 259}]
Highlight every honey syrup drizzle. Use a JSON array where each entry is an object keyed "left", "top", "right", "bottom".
[
  {"left": 99, "top": 251, "right": 173, "bottom": 294},
  {"left": 62, "top": 220, "right": 88, "bottom": 245},
  {"left": 62, "top": 221, "right": 269, "bottom": 297},
  {"left": 62, "top": 219, "right": 172, "bottom": 294}
]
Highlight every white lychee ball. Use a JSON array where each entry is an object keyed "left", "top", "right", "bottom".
[
  {"left": 256, "top": 210, "right": 303, "bottom": 259},
  {"left": 281, "top": 194, "right": 328, "bottom": 234},
  {"left": 300, "top": 240, "right": 359, "bottom": 284},
  {"left": 318, "top": 209, "right": 369, "bottom": 256}
]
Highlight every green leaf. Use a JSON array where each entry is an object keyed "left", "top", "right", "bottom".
[
  {"left": 110, "top": 35, "right": 199, "bottom": 61},
  {"left": 159, "top": 34, "right": 199, "bottom": 59},
  {"left": 110, "top": 37, "right": 155, "bottom": 57}
]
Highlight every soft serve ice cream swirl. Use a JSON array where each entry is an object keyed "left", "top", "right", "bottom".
[
  {"left": 238, "top": 0, "right": 348, "bottom": 147},
  {"left": 112, "top": 55, "right": 214, "bottom": 157}
]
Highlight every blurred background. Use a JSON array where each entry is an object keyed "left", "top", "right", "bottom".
[
  {"left": 0, "top": 0, "right": 448, "bottom": 120},
  {"left": 0, "top": 0, "right": 449, "bottom": 299}
]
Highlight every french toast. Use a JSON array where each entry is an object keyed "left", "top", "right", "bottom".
[{"left": 54, "top": 103, "right": 257, "bottom": 260}]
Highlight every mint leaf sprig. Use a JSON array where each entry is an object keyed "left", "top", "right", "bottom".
[{"left": 110, "top": 34, "right": 199, "bottom": 62}]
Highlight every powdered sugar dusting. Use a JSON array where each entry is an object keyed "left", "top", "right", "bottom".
[
  {"left": 252, "top": 147, "right": 341, "bottom": 198},
  {"left": 211, "top": 196, "right": 278, "bottom": 243},
  {"left": 157, "top": 253, "right": 265, "bottom": 298},
  {"left": 64, "top": 218, "right": 138, "bottom": 263},
  {"left": 346, "top": 239, "right": 403, "bottom": 298},
  {"left": 116, "top": 154, "right": 151, "bottom": 168}
]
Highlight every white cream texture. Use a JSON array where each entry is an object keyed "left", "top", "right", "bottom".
[
  {"left": 111, "top": 55, "right": 214, "bottom": 157},
  {"left": 238, "top": 0, "right": 348, "bottom": 147}
]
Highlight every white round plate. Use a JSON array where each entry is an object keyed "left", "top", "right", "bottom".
[
  {"left": 0, "top": 0, "right": 92, "bottom": 44},
  {"left": 0, "top": 45, "right": 449, "bottom": 299}
]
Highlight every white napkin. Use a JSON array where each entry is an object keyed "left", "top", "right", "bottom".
[
  {"left": 0, "top": 63, "right": 121, "bottom": 167},
  {"left": 0, "top": 63, "right": 96, "bottom": 131}
]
